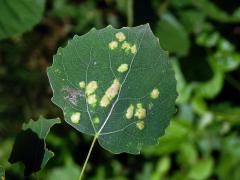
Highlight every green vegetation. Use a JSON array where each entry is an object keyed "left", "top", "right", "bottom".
[{"left": 0, "top": 0, "right": 240, "bottom": 179}]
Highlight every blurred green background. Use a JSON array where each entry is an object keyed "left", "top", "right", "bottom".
[{"left": 0, "top": 0, "right": 240, "bottom": 179}]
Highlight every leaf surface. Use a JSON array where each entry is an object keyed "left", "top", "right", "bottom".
[{"left": 48, "top": 24, "right": 177, "bottom": 154}]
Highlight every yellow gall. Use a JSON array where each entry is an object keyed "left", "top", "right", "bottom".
[
  {"left": 100, "top": 79, "right": 120, "bottom": 107},
  {"left": 109, "top": 41, "right": 118, "bottom": 50},
  {"left": 106, "top": 79, "right": 120, "bottom": 99},
  {"left": 115, "top": 32, "right": 126, "bottom": 42},
  {"left": 150, "top": 88, "right": 160, "bottom": 99},
  {"left": 121, "top": 41, "right": 131, "bottom": 51},
  {"left": 79, "top": 81, "right": 85, "bottom": 89},
  {"left": 117, "top": 64, "right": 128, "bottom": 73},
  {"left": 93, "top": 117, "right": 100, "bottom": 124},
  {"left": 134, "top": 103, "right": 146, "bottom": 119},
  {"left": 71, "top": 112, "right": 81, "bottom": 124},
  {"left": 136, "top": 121, "right": 145, "bottom": 130},
  {"left": 130, "top": 44, "right": 137, "bottom": 54},
  {"left": 86, "top": 81, "right": 98, "bottom": 95},
  {"left": 87, "top": 94, "right": 97, "bottom": 105},
  {"left": 100, "top": 95, "right": 110, "bottom": 107},
  {"left": 126, "top": 104, "right": 134, "bottom": 119}
]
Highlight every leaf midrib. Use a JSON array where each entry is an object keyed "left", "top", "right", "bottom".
[{"left": 96, "top": 25, "right": 148, "bottom": 136}]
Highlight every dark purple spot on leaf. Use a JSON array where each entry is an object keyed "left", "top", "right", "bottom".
[{"left": 62, "top": 87, "right": 85, "bottom": 105}]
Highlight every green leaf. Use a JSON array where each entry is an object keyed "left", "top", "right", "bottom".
[
  {"left": 151, "top": 156, "right": 171, "bottom": 180},
  {"left": 177, "top": 143, "right": 198, "bottom": 165},
  {"left": 0, "top": 166, "right": 5, "bottom": 180},
  {"left": 155, "top": 13, "right": 190, "bottom": 56},
  {"left": 9, "top": 116, "right": 60, "bottom": 176},
  {"left": 143, "top": 119, "right": 192, "bottom": 155},
  {"left": 188, "top": 158, "right": 214, "bottom": 180},
  {"left": 47, "top": 24, "right": 177, "bottom": 154},
  {"left": 179, "top": 10, "right": 206, "bottom": 34},
  {"left": 193, "top": 0, "right": 240, "bottom": 23},
  {"left": 212, "top": 104, "right": 240, "bottom": 124},
  {"left": 172, "top": 59, "right": 194, "bottom": 104},
  {"left": 47, "top": 164, "right": 80, "bottom": 180},
  {"left": 0, "top": 0, "right": 45, "bottom": 40},
  {"left": 195, "top": 65, "right": 224, "bottom": 99}
]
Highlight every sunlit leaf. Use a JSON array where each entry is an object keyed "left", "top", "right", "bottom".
[{"left": 47, "top": 24, "right": 177, "bottom": 154}]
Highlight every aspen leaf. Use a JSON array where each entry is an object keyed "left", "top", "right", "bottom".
[{"left": 48, "top": 24, "right": 177, "bottom": 154}]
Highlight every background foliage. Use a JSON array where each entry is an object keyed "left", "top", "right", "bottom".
[{"left": 0, "top": 0, "right": 240, "bottom": 179}]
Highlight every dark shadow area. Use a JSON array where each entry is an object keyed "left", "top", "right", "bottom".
[
  {"left": 179, "top": 46, "right": 213, "bottom": 82},
  {"left": 211, "top": 0, "right": 240, "bottom": 14},
  {"left": 134, "top": 0, "right": 158, "bottom": 26},
  {"left": 8, "top": 129, "right": 44, "bottom": 176},
  {"left": 208, "top": 69, "right": 240, "bottom": 106}
]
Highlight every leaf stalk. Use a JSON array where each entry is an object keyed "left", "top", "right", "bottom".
[{"left": 78, "top": 134, "right": 99, "bottom": 180}]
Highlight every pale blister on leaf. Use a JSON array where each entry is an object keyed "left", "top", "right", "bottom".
[{"left": 47, "top": 24, "right": 177, "bottom": 154}]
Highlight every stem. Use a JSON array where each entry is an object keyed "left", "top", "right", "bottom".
[
  {"left": 78, "top": 134, "right": 98, "bottom": 180},
  {"left": 127, "top": 0, "right": 133, "bottom": 26}
]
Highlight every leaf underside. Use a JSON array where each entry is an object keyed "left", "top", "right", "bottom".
[
  {"left": 0, "top": 0, "right": 45, "bottom": 40},
  {"left": 9, "top": 116, "right": 60, "bottom": 176},
  {"left": 48, "top": 24, "right": 177, "bottom": 154}
]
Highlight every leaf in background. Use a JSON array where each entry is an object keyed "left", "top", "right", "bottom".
[
  {"left": 188, "top": 158, "right": 214, "bottom": 180},
  {"left": 151, "top": 156, "right": 171, "bottom": 180},
  {"left": 9, "top": 116, "right": 60, "bottom": 176},
  {"left": 48, "top": 24, "right": 177, "bottom": 154},
  {"left": 211, "top": 104, "right": 240, "bottom": 124},
  {"left": 172, "top": 59, "right": 194, "bottom": 104},
  {"left": 143, "top": 119, "right": 191, "bottom": 155},
  {"left": 51, "top": 0, "right": 103, "bottom": 33},
  {"left": 0, "top": 166, "right": 5, "bottom": 180},
  {"left": 193, "top": 0, "right": 240, "bottom": 23},
  {"left": 171, "top": 0, "right": 192, "bottom": 8},
  {"left": 216, "top": 135, "right": 240, "bottom": 179},
  {"left": 177, "top": 142, "right": 198, "bottom": 165},
  {"left": 47, "top": 164, "right": 80, "bottom": 180},
  {"left": 116, "top": 0, "right": 128, "bottom": 15},
  {"left": 0, "top": 0, "right": 45, "bottom": 40},
  {"left": 195, "top": 70, "right": 224, "bottom": 99},
  {"left": 212, "top": 39, "right": 240, "bottom": 72},
  {"left": 193, "top": 54, "right": 225, "bottom": 99},
  {"left": 155, "top": 13, "right": 190, "bottom": 56},
  {"left": 179, "top": 10, "right": 206, "bottom": 34},
  {"left": 136, "top": 163, "right": 153, "bottom": 180}
]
